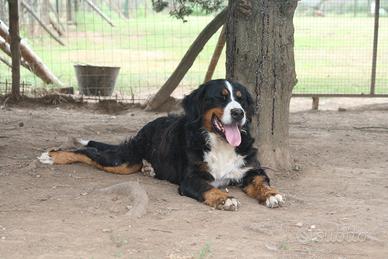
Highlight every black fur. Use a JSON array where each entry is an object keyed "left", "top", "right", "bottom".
[{"left": 75, "top": 79, "right": 271, "bottom": 204}]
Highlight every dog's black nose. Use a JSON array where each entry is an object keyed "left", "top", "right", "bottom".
[{"left": 231, "top": 108, "right": 244, "bottom": 121}]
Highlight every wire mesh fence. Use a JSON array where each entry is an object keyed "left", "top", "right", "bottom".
[{"left": 0, "top": 0, "right": 387, "bottom": 100}]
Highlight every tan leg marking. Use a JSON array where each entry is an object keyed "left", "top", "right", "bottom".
[
  {"left": 203, "top": 188, "right": 229, "bottom": 208},
  {"left": 203, "top": 188, "right": 240, "bottom": 211},
  {"left": 48, "top": 150, "right": 141, "bottom": 175},
  {"left": 48, "top": 151, "right": 95, "bottom": 165},
  {"left": 243, "top": 176, "right": 278, "bottom": 204},
  {"left": 100, "top": 164, "right": 142, "bottom": 175}
]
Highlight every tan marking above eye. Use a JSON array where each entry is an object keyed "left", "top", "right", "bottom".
[
  {"left": 222, "top": 88, "right": 229, "bottom": 96},
  {"left": 236, "top": 90, "right": 242, "bottom": 98}
]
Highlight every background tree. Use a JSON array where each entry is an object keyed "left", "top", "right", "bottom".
[
  {"left": 226, "top": 0, "right": 298, "bottom": 170},
  {"left": 152, "top": 0, "right": 298, "bottom": 170}
]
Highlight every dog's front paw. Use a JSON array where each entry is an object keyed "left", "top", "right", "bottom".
[
  {"left": 217, "top": 197, "right": 240, "bottom": 211},
  {"left": 203, "top": 188, "right": 240, "bottom": 211},
  {"left": 141, "top": 159, "right": 155, "bottom": 177},
  {"left": 38, "top": 152, "right": 54, "bottom": 164},
  {"left": 265, "top": 194, "right": 284, "bottom": 208}
]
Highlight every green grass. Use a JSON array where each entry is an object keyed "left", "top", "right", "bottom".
[{"left": 1, "top": 7, "right": 387, "bottom": 98}]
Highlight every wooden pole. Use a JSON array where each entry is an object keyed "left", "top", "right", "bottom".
[
  {"left": 0, "top": 1, "right": 6, "bottom": 22},
  {"left": 74, "top": 0, "right": 79, "bottom": 12},
  {"left": 123, "top": 0, "right": 129, "bottom": 18},
  {"left": 203, "top": 25, "right": 225, "bottom": 83},
  {"left": 21, "top": 0, "right": 65, "bottom": 46},
  {"left": 0, "top": 19, "right": 63, "bottom": 85},
  {"left": 0, "top": 36, "right": 32, "bottom": 70},
  {"left": 48, "top": 0, "right": 66, "bottom": 32},
  {"left": 0, "top": 36, "right": 13, "bottom": 56},
  {"left": 0, "top": 55, "right": 12, "bottom": 68},
  {"left": 83, "top": 0, "right": 114, "bottom": 27},
  {"left": 370, "top": 0, "right": 379, "bottom": 95},
  {"left": 146, "top": 9, "right": 228, "bottom": 111},
  {"left": 49, "top": 14, "right": 64, "bottom": 36},
  {"left": 8, "top": 0, "right": 21, "bottom": 99},
  {"left": 312, "top": 96, "right": 319, "bottom": 110},
  {"left": 66, "top": 0, "right": 72, "bottom": 22}
]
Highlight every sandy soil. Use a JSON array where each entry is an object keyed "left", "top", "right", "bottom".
[{"left": 0, "top": 98, "right": 388, "bottom": 259}]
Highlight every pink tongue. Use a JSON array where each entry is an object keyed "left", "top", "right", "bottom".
[{"left": 224, "top": 124, "right": 241, "bottom": 147}]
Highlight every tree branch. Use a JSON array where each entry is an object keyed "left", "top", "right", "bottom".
[{"left": 146, "top": 8, "right": 228, "bottom": 111}]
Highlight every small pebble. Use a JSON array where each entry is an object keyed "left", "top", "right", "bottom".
[
  {"left": 102, "top": 229, "right": 112, "bottom": 233},
  {"left": 265, "top": 244, "right": 278, "bottom": 251},
  {"left": 310, "top": 225, "right": 316, "bottom": 229},
  {"left": 295, "top": 222, "right": 303, "bottom": 227},
  {"left": 80, "top": 192, "right": 88, "bottom": 196},
  {"left": 1, "top": 236, "right": 5, "bottom": 240},
  {"left": 293, "top": 165, "right": 301, "bottom": 171}
]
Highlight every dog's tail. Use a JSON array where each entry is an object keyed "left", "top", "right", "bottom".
[{"left": 38, "top": 137, "right": 144, "bottom": 175}]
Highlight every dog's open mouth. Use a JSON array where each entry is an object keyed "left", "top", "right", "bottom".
[{"left": 211, "top": 114, "right": 241, "bottom": 147}]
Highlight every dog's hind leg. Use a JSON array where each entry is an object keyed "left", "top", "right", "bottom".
[
  {"left": 39, "top": 146, "right": 142, "bottom": 175},
  {"left": 77, "top": 139, "right": 119, "bottom": 151}
]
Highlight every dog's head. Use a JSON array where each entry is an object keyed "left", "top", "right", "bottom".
[{"left": 182, "top": 79, "right": 254, "bottom": 147}]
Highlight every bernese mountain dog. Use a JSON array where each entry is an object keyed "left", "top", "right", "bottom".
[{"left": 39, "top": 79, "right": 284, "bottom": 211}]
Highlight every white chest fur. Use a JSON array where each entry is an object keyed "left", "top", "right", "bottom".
[{"left": 204, "top": 133, "right": 250, "bottom": 187}]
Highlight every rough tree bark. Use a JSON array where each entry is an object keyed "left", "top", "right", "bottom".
[{"left": 226, "top": 0, "right": 298, "bottom": 170}]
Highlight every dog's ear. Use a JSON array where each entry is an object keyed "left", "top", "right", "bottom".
[{"left": 182, "top": 85, "right": 206, "bottom": 122}]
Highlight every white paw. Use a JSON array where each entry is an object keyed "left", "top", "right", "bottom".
[
  {"left": 265, "top": 194, "right": 284, "bottom": 208},
  {"left": 218, "top": 197, "right": 240, "bottom": 211},
  {"left": 38, "top": 152, "right": 53, "bottom": 165},
  {"left": 141, "top": 160, "right": 155, "bottom": 177},
  {"left": 77, "top": 139, "right": 89, "bottom": 146}
]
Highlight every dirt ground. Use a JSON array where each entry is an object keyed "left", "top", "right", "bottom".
[{"left": 1, "top": 98, "right": 388, "bottom": 259}]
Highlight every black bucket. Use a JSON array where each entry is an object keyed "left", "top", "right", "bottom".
[{"left": 74, "top": 64, "right": 120, "bottom": 96}]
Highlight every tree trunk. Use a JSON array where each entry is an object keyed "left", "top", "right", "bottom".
[{"left": 226, "top": 0, "right": 298, "bottom": 171}]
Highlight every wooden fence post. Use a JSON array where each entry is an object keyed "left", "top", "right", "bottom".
[{"left": 8, "top": 0, "right": 21, "bottom": 99}]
